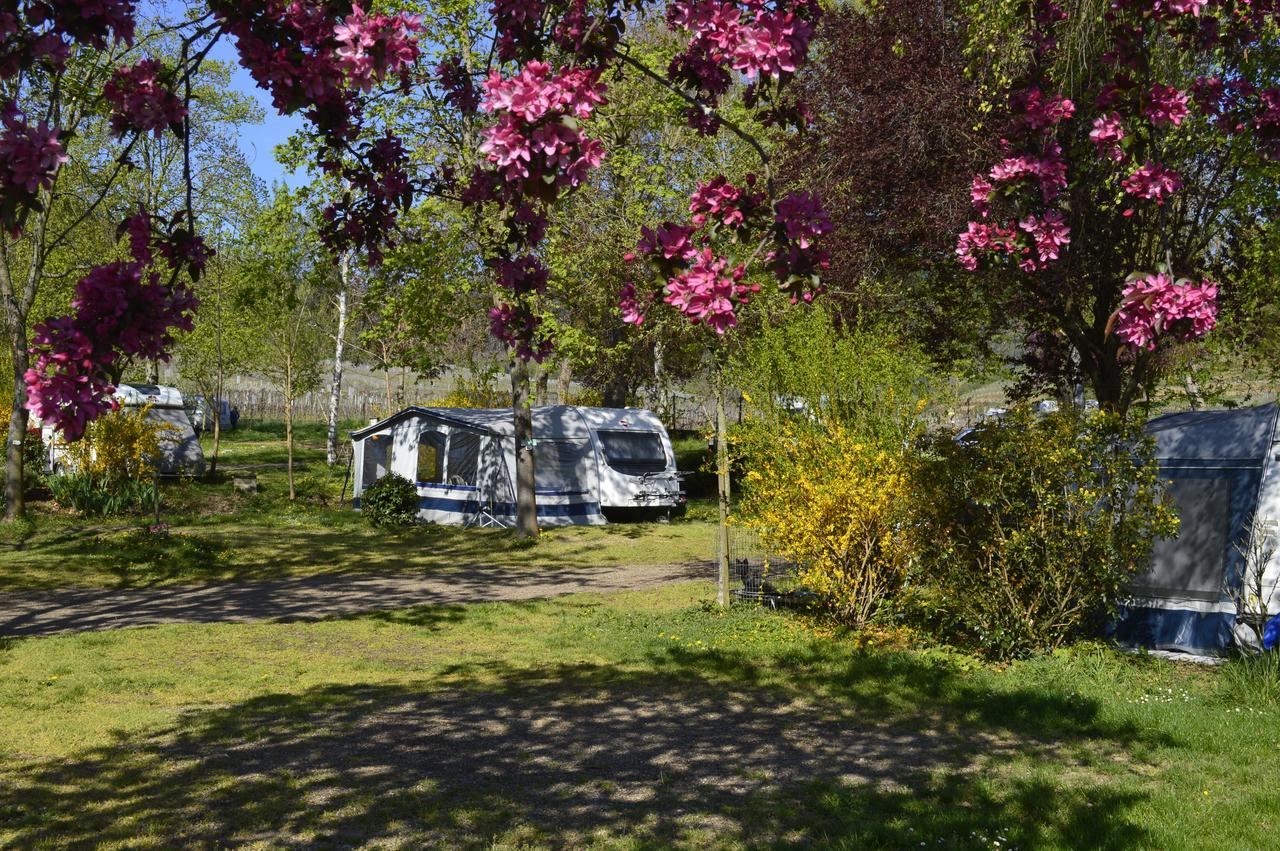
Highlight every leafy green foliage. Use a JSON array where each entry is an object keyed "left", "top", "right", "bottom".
[
  {"left": 48, "top": 474, "right": 158, "bottom": 517},
  {"left": 360, "top": 473, "right": 419, "bottom": 528},
  {"left": 907, "top": 407, "right": 1179, "bottom": 659},
  {"left": 731, "top": 309, "right": 941, "bottom": 448}
]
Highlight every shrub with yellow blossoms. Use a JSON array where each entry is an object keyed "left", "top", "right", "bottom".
[
  {"left": 740, "top": 422, "right": 914, "bottom": 627},
  {"left": 61, "top": 404, "right": 176, "bottom": 483}
]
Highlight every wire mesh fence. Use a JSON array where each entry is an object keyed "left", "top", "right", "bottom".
[{"left": 717, "top": 525, "right": 809, "bottom": 607}]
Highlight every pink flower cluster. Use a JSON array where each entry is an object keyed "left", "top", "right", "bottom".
[
  {"left": 955, "top": 222, "right": 1019, "bottom": 271},
  {"left": 103, "top": 60, "right": 187, "bottom": 138},
  {"left": 0, "top": 110, "right": 66, "bottom": 196},
  {"left": 478, "top": 61, "right": 607, "bottom": 195},
  {"left": 23, "top": 0, "right": 136, "bottom": 51},
  {"left": 26, "top": 262, "right": 197, "bottom": 439},
  {"left": 24, "top": 211, "right": 202, "bottom": 438},
  {"left": 489, "top": 301, "right": 552, "bottom": 362},
  {"left": 320, "top": 134, "right": 412, "bottom": 263},
  {"left": 958, "top": 88, "right": 1073, "bottom": 275},
  {"left": 333, "top": 4, "right": 421, "bottom": 92},
  {"left": 988, "top": 143, "right": 1068, "bottom": 203},
  {"left": 1018, "top": 211, "right": 1071, "bottom": 265},
  {"left": 1155, "top": 0, "right": 1207, "bottom": 16},
  {"left": 1090, "top": 113, "right": 1126, "bottom": 161},
  {"left": 774, "top": 190, "right": 833, "bottom": 248},
  {"left": 1019, "top": 88, "right": 1075, "bottom": 130},
  {"left": 625, "top": 184, "right": 829, "bottom": 328},
  {"left": 1121, "top": 161, "right": 1183, "bottom": 206},
  {"left": 1145, "top": 85, "right": 1190, "bottom": 127},
  {"left": 689, "top": 175, "right": 764, "bottom": 229},
  {"left": 662, "top": 249, "right": 758, "bottom": 335},
  {"left": 436, "top": 54, "right": 479, "bottom": 114},
  {"left": 1113, "top": 272, "right": 1217, "bottom": 350},
  {"left": 667, "top": 0, "right": 817, "bottom": 85}
]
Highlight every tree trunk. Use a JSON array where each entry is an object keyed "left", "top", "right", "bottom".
[
  {"left": 384, "top": 360, "right": 393, "bottom": 416},
  {"left": 511, "top": 357, "right": 537, "bottom": 538},
  {"left": 556, "top": 359, "right": 572, "bottom": 404},
  {"left": 602, "top": 377, "right": 628, "bottom": 409},
  {"left": 209, "top": 257, "right": 226, "bottom": 480},
  {"left": 1183, "top": 372, "right": 1203, "bottom": 410},
  {"left": 535, "top": 364, "right": 550, "bottom": 406},
  {"left": 4, "top": 328, "right": 29, "bottom": 520},
  {"left": 715, "top": 369, "right": 731, "bottom": 608},
  {"left": 326, "top": 254, "right": 350, "bottom": 466},
  {"left": 285, "top": 351, "right": 296, "bottom": 501}
]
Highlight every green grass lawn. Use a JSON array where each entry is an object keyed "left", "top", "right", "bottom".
[
  {"left": 0, "top": 584, "right": 1276, "bottom": 848},
  {"left": 0, "top": 421, "right": 716, "bottom": 591}
]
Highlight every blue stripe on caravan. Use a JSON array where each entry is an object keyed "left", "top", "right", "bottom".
[
  {"left": 1110, "top": 605, "right": 1235, "bottom": 655},
  {"left": 416, "top": 496, "right": 602, "bottom": 518}
]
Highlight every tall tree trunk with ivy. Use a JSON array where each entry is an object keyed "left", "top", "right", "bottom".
[
  {"left": 326, "top": 252, "right": 351, "bottom": 466},
  {"left": 715, "top": 366, "right": 731, "bottom": 608},
  {"left": 511, "top": 357, "right": 537, "bottom": 538}
]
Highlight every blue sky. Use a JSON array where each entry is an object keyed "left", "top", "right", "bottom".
[{"left": 210, "top": 40, "right": 309, "bottom": 189}]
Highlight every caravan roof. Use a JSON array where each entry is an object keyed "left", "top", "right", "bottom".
[
  {"left": 350, "top": 405, "right": 666, "bottom": 442},
  {"left": 1147, "top": 404, "right": 1278, "bottom": 464}
]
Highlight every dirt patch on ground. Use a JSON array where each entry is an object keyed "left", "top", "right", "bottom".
[
  {"left": 2, "top": 680, "right": 1089, "bottom": 848},
  {"left": 0, "top": 562, "right": 711, "bottom": 637}
]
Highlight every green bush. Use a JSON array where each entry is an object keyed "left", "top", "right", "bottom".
[
  {"left": 49, "top": 473, "right": 158, "bottom": 517},
  {"left": 908, "top": 407, "right": 1178, "bottom": 660},
  {"left": 361, "top": 473, "right": 418, "bottom": 528}
]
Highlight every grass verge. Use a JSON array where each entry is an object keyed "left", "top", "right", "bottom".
[{"left": 1, "top": 584, "right": 1277, "bottom": 848}]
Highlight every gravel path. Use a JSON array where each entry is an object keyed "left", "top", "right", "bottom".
[{"left": 0, "top": 561, "right": 711, "bottom": 638}]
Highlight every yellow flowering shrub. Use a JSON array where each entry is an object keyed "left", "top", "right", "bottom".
[
  {"left": 740, "top": 423, "right": 913, "bottom": 627},
  {"left": 61, "top": 405, "right": 176, "bottom": 484}
]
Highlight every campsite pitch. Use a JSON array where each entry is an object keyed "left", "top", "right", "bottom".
[{"left": 1, "top": 583, "right": 1277, "bottom": 849}]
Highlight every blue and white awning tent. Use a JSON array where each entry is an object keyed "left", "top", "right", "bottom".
[
  {"left": 1113, "top": 403, "right": 1280, "bottom": 654},
  {"left": 349, "top": 405, "right": 683, "bottom": 528}
]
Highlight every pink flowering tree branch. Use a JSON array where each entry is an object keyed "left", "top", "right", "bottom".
[{"left": 953, "top": 0, "right": 1280, "bottom": 413}]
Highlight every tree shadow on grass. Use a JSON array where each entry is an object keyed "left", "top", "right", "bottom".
[{"left": 0, "top": 646, "right": 1166, "bottom": 849}]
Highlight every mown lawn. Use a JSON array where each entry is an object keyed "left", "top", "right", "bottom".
[
  {"left": 0, "top": 583, "right": 1276, "bottom": 849},
  {"left": 0, "top": 421, "right": 716, "bottom": 591}
]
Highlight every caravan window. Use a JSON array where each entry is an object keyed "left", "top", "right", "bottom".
[
  {"left": 446, "top": 431, "right": 481, "bottom": 485},
  {"left": 597, "top": 430, "right": 666, "bottom": 475},
  {"left": 362, "top": 436, "right": 389, "bottom": 487},
  {"left": 417, "top": 432, "right": 446, "bottom": 484},
  {"left": 535, "top": 439, "right": 592, "bottom": 492},
  {"left": 1136, "top": 476, "right": 1232, "bottom": 599}
]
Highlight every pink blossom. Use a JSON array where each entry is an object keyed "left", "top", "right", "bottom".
[
  {"left": 1020, "top": 88, "right": 1075, "bottom": 129},
  {"left": 971, "top": 175, "right": 993, "bottom": 216},
  {"left": 774, "top": 190, "right": 832, "bottom": 249},
  {"left": 1165, "top": 0, "right": 1207, "bottom": 16},
  {"left": 103, "top": 60, "right": 187, "bottom": 138},
  {"left": 664, "top": 249, "right": 740, "bottom": 334},
  {"left": 435, "top": 54, "right": 479, "bottom": 113},
  {"left": 1018, "top": 210, "right": 1071, "bottom": 264},
  {"left": 0, "top": 114, "right": 67, "bottom": 196},
  {"left": 636, "top": 223, "right": 698, "bottom": 261},
  {"left": 333, "top": 4, "right": 422, "bottom": 92},
  {"left": 619, "top": 281, "right": 646, "bottom": 325},
  {"left": 1114, "top": 272, "right": 1217, "bottom": 350},
  {"left": 690, "top": 175, "right": 763, "bottom": 228},
  {"left": 25, "top": 260, "right": 197, "bottom": 439},
  {"left": 1121, "top": 161, "right": 1183, "bottom": 205},
  {"left": 1089, "top": 113, "right": 1126, "bottom": 161},
  {"left": 955, "top": 221, "right": 1019, "bottom": 270},
  {"left": 1145, "top": 85, "right": 1190, "bottom": 126}
]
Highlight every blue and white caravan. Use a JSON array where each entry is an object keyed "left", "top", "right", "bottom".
[
  {"left": 1113, "top": 403, "right": 1280, "bottom": 654},
  {"left": 350, "top": 405, "right": 683, "bottom": 527}
]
